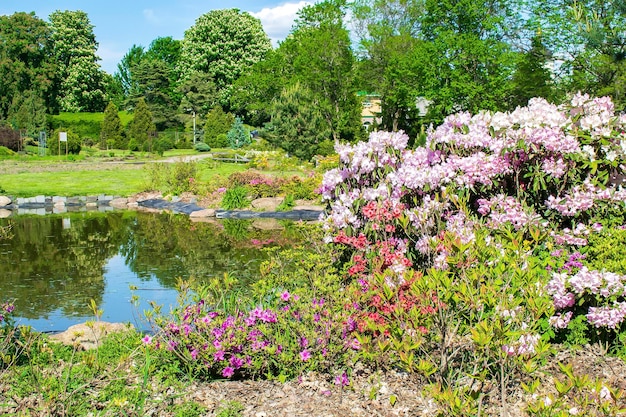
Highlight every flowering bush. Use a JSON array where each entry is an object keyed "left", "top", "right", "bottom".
[
  {"left": 545, "top": 243, "right": 626, "bottom": 350},
  {"left": 320, "top": 94, "right": 626, "bottom": 280},
  {"left": 146, "top": 233, "right": 357, "bottom": 381},
  {"left": 0, "top": 301, "right": 18, "bottom": 369}
]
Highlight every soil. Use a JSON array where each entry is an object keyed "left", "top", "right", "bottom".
[{"left": 145, "top": 344, "right": 626, "bottom": 417}]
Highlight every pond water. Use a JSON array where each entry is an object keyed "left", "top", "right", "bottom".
[{"left": 0, "top": 211, "right": 301, "bottom": 332}]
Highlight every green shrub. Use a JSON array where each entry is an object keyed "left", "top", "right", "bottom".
[
  {"left": 194, "top": 142, "right": 211, "bottom": 152},
  {"left": 276, "top": 194, "right": 295, "bottom": 211},
  {"left": 48, "top": 129, "right": 82, "bottom": 155},
  {"left": 280, "top": 174, "right": 321, "bottom": 201},
  {"left": 221, "top": 186, "right": 249, "bottom": 209},
  {"left": 584, "top": 227, "right": 626, "bottom": 274},
  {"left": 145, "top": 161, "right": 198, "bottom": 195}
]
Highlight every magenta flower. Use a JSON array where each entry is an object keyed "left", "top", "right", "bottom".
[
  {"left": 300, "top": 350, "right": 311, "bottom": 361},
  {"left": 214, "top": 350, "right": 225, "bottom": 361},
  {"left": 141, "top": 335, "right": 152, "bottom": 345},
  {"left": 222, "top": 367, "right": 235, "bottom": 377},
  {"left": 280, "top": 291, "right": 291, "bottom": 301},
  {"left": 334, "top": 372, "right": 349, "bottom": 387}
]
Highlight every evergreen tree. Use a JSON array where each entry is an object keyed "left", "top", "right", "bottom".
[
  {"left": 227, "top": 117, "right": 249, "bottom": 149},
  {"left": 127, "top": 98, "right": 155, "bottom": 152},
  {"left": 509, "top": 33, "right": 557, "bottom": 108},
  {"left": 204, "top": 105, "right": 234, "bottom": 148},
  {"left": 101, "top": 101, "right": 124, "bottom": 149},
  {"left": 263, "top": 82, "right": 331, "bottom": 161}
]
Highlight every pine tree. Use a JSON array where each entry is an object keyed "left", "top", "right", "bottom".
[
  {"left": 101, "top": 101, "right": 124, "bottom": 149},
  {"left": 227, "top": 116, "right": 250, "bottom": 149}
]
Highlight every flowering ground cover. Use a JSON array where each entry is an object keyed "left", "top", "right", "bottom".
[{"left": 2, "top": 94, "right": 626, "bottom": 415}]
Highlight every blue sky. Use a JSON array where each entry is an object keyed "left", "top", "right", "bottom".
[{"left": 1, "top": 1, "right": 313, "bottom": 74}]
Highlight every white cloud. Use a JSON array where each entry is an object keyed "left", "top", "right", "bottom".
[
  {"left": 143, "top": 8, "right": 161, "bottom": 25},
  {"left": 252, "top": 1, "right": 311, "bottom": 46}
]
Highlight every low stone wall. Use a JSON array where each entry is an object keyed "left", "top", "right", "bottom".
[
  {"left": 0, "top": 194, "right": 143, "bottom": 217},
  {"left": 0, "top": 194, "right": 324, "bottom": 220}
]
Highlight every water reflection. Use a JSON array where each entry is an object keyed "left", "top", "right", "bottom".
[{"left": 0, "top": 212, "right": 297, "bottom": 332}]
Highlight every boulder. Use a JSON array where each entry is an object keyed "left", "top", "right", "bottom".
[
  {"left": 109, "top": 198, "right": 129, "bottom": 209},
  {"left": 0, "top": 209, "right": 11, "bottom": 218},
  {"left": 49, "top": 321, "right": 134, "bottom": 350},
  {"left": 251, "top": 197, "right": 283, "bottom": 211},
  {"left": 189, "top": 208, "right": 216, "bottom": 218},
  {"left": 0, "top": 196, "right": 11, "bottom": 207}
]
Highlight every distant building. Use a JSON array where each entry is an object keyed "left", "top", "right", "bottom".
[{"left": 358, "top": 92, "right": 382, "bottom": 130}]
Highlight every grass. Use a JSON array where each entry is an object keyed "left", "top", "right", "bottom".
[
  {"left": 0, "top": 149, "right": 306, "bottom": 197},
  {"left": 1, "top": 168, "right": 148, "bottom": 197}
]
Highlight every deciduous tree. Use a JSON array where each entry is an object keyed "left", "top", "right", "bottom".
[
  {"left": 49, "top": 10, "right": 107, "bottom": 112},
  {"left": 178, "top": 9, "right": 272, "bottom": 107}
]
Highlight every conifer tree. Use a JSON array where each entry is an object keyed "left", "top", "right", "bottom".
[
  {"left": 227, "top": 116, "right": 250, "bottom": 149},
  {"left": 127, "top": 98, "right": 156, "bottom": 151},
  {"left": 100, "top": 101, "right": 124, "bottom": 149}
]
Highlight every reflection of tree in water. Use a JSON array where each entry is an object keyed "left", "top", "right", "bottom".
[
  {"left": 0, "top": 212, "right": 129, "bottom": 319},
  {"left": 119, "top": 213, "right": 296, "bottom": 289},
  {"left": 0, "top": 211, "right": 303, "bottom": 321}
]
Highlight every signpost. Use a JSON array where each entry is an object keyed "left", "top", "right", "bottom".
[{"left": 59, "top": 132, "right": 67, "bottom": 157}]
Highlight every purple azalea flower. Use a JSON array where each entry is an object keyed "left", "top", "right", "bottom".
[
  {"left": 300, "top": 350, "right": 311, "bottom": 361},
  {"left": 222, "top": 366, "right": 235, "bottom": 377}
]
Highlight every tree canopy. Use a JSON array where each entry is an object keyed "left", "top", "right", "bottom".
[{"left": 178, "top": 9, "right": 272, "bottom": 108}]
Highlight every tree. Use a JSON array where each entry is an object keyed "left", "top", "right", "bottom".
[
  {"left": 263, "top": 83, "right": 331, "bottom": 161},
  {"left": 49, "top": 10, "right": 107, "bottom": 112},
  {"left": 101, "top": 101, "right": 124, "bottom": 149},
  {"left": 127, "top": 98, "right": 156, "bottom": 152},
  {"left": 8, "top": 90, "right": 48, "bottom": 138},
  {"left": 352, "top": 0, "right": 435, "bottom": 133},
  {"left": 204, "top": 105, "right": 235, "bottom": 148},
  {"left": 0, "top": 12, "right": 56, "bottom": 120},
  {"left": 230, "top": 49, "right": 293, "bottom": 127},
  {"left": 419, "top": 0, "right": 516, "bottom": 121},
  {"left": 114, "top": 45, "right": 145, "bottom": 103},
  {"left": 227, "top": 117, "right": 250, "bottom": 149},
  {"left": 177, "top": 71, "right": 218, "bottom": 117},
  {"left": 178, "top": 9, "right": 272, "bottom": 107},
  {"left": 131, "top": 60, "right": 178, "bottom": 131},
  {"left": 509, "top": 32, "right": 559, "bottom": 108},
  {"left": 531, "top": 0, "right": 626, "bottom": 110},
  {"left": 281, "top": 0, "right": 364, "bottom": 143}
]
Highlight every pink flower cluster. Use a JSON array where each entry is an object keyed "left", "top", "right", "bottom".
[
  {"left": 321, "top": 93, "right": 626, "bottom": 278},
  {"left": 547, "top": 267, "right": 626, "bottom": 329}
]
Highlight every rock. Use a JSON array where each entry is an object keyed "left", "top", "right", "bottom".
[
  {"left": 0, "top": 196, "right": 11, "bottom": 207},
  {"left": 189, "top": 208, "right": 216, "bottom": 218},
  {"left": 0, "top": 209, "right": 11, "bottom": 218},
  {"left": 49, "top": 322, "right": 134, "bottom": 350},
  {"left": 251, "top": 197, "right": 283, "bottom": 211},
  {"left": 251, "top": 218, "right": 284, "bottom": 230},
  {"left": 109, "top": 197, "right": 129, "bottom": 209}
]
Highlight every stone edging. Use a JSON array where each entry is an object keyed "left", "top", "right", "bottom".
[{"left": 0, "top": 194, "right": 325, "bottom": 220}]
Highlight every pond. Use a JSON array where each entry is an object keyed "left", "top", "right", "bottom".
[{"left": 0, "top": 211, "right": 302, "bottom": 332}]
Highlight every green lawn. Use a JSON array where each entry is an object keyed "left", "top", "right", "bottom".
[{"left": 1, "top": 167, "right": 148, "bottom": 197}]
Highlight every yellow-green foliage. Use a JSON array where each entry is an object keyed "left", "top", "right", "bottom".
[{"left": 48, "top": 112, "right": 132, "bottom": 142}]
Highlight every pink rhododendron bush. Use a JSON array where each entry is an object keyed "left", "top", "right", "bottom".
[
  {"left": 138, "top": 94, "right": 626, "bottom": 415},
  {"left": 318, "top": 94, "right": 626, "bottom": 413}
]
